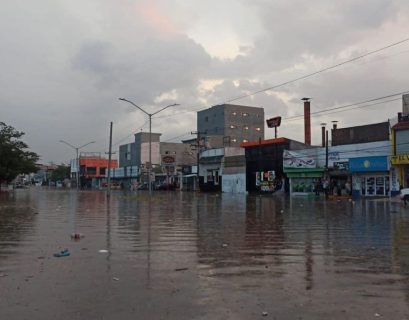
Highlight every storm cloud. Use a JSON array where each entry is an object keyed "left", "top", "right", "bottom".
[{"left": 1, "top": 0, "right": 408, "bottom": 163}]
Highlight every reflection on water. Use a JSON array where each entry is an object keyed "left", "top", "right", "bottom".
[{"left": 1, "top": 189, "right": 409, "bottom": 319}]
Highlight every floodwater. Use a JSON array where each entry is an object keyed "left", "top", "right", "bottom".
[{"left": 1, "top": 189, "right": 409, "bottom": 320}]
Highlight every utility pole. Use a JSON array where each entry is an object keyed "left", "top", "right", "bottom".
[
  {"left": 325, "top": 130, "right": 329, "bottom": 170},
  {"left": 59, "top": 140, "right": 95, "bottom": 190},
  {"left": 107, "top": 122, "right": 113, "bottom": 198},
  {"left": 191, "top": 131, "right": 206, "bottom": 191},
  {"left": 119, "top": 98, "right": 179, "bottom": 195}
]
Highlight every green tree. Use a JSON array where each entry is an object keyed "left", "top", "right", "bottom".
[
  {"left": 50, "top": 164, "right": 70, "bottom": 181},
  {"left": 0, "top": 122, "right": 39, "bottom": 187}
]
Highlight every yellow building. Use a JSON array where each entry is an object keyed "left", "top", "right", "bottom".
[{"left": 391, "top": 117, "right": 409, "bottom": 192}]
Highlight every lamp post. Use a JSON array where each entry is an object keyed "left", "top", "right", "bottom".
[
  {"left": 119, "top": 98, "right": 179, "bottom": 195},
  {"left": 59, "top": 140, "right": 95, "bottom": 189}
]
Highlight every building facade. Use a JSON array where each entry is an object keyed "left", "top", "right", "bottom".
[
  {"left": 241, "top": 138, "right": 312, "bottom": 193},
  {"left": 78, "top": 152, "right": 118, "bottom": 188},
  {"left": 197, "top": 104, "right": 265, "bottom": 148},
  {"left": 391, "top": 112, "right": 409, "bottom": 192},
  {"left": 117, "top": 132, "right": 197, "bottom": 190}
]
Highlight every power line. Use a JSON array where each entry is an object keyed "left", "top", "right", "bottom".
[
  {"left": 225, "top": 37, "right": 409, "bottom": 103},
  {"left": 281, "top": 90, "right": 408, "bottom": 122},
  {"left": 162, "top": 132, "right": 193, "bottom": 143},
  {"left": 300, "top": 98, "right": 401, "bottom": 119},
  {"left": 114, "top": 38, "right": 409, "bottom": 150},
  {"left": 112, "top": 119, "right": 149, "bottom": 147}
]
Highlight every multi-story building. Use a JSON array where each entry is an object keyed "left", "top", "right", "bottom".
[
  {"left": 117, "top": 132, "right": 197, "bottom": 189},
  {"left": 197, "top": 104, "right": 265, "bottom": 148},
  {"left": 78, "top": 152, "right": 118, "bottom": 188}
]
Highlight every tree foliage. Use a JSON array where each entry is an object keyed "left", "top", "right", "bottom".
[
  {"left": 0, "top": 122, "right": 39, "bottom": 184},
  {"left": 50, "top": 165, "right": 70, "bottom": 181}
]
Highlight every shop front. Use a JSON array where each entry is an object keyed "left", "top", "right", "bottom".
[
  {"left": 284, "top": 168, "right": 325, "bottom": 196},
  {"left": 328, "top": 161, "right": 351, "bottom": 196},
  {"left": 283, "top": 150, "right": 324, "bottom": 196},
  {"left": 391, "top": 154, "right": 409, "bottom": 193},
  {"left": 349, "top": 156, "right": 390, "bottom": 198}
]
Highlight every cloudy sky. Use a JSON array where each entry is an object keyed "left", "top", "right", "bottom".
[{"left": 1, "top": 0, "right": 409, "bottom": 164}]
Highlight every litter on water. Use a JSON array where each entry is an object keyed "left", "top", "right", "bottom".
[{"left": 53, "top": 249, "right": 70, "bottom": 258}]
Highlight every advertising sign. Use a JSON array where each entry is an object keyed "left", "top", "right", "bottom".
[
  {"left": 328, "top": 152, "right": 340, "bottom": 161},
  {"left": 266, "top": 116, "right": 282, "bottom": 128},
  {"left": 333, "top": 161, "right": 349, "bottom": 171},
  {"left": 349, "top": 156, "right": 388, "bottom": 172},
  {"left": 391, "top": 154, "right": 409, "bottom": 165},
  {"left": 283, "top": 150, "right": 316, "bottom": 168},
  {"left": 161, "top": 155, "right": 176, "bottom": 166}
]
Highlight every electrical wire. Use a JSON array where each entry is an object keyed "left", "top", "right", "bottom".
[
  {"left": 115, "top": 38, "right": 409, "bottom": 148},
  {"left": 225, "top": 37, "right": 409, "bottom": 103},
  {"left": 282, "top": 91, "right": 408, "bottom": 122},
  {"left": 162, "top": 132, "right": 194, "bottom": 142}
]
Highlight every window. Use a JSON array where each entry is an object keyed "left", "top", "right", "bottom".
[
  {"left": 223, "top": 136, "right": 231, "bottom": 146},
  {"left": 126, "top": 152, "right": 131, "bottom": 160},
  {"left": 86, "top": 167, "right": 97, "bottom": 175},
  {"left": 100, "top": 167, "right": 106, "bottom": 175},
  {"left": 205, "top": 116, "right": 208, "bottom": 122}
]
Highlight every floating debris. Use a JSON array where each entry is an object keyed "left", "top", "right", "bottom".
[
  {"left": 262, "top": 311, "right": 268, "bottom": 316},
  {"left": 98, "top": 249, "right": 109, "bottom": 253},
  {"left": 113, "top": 277, "right": 120, "bottom": 281},
  {"left": 53, "top": 249, "right": 70, "bottom": 258},
  {"left": 175, "top": 268, "right": 189, "bottom": 272},
  {"left": 70, "top": 233, "right": 84, "bottom": 240}
]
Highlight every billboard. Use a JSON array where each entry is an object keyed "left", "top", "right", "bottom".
[
  {"left": 162, "top": 155, "right": 176, "bottom": 166},
  {"left": 266, "top": 116, "right": 281, "bottom": 128},
  {"left": 283, "top": 150, "right": 316, "bottom": 168}
]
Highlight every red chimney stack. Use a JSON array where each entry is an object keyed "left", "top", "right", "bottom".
[
  {"left": 320, "top": 123, "right": 326, "bottom": 147},
  {"left": 302, "top": 98, "right": 311, "bottom": 145}
]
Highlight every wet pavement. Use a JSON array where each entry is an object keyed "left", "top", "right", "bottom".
[{"left": 1, "top": 188, "right": 409, "bottom": 320}]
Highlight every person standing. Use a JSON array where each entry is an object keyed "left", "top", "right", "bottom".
[{"left": 323, "top": 178, "right": 329, "bottom": 199}]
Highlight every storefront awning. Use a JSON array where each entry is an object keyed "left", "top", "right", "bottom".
[{"left": 284, "top": 167, "right": 325, "bottom": 178}]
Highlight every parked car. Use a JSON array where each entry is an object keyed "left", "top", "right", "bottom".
[{"left": 400, "top": 188, "right": 409, "bottom": 205}]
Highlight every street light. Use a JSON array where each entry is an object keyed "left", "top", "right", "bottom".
[
  {"left": 59, "top": 140, "right": 95, "bottom": 189},
  {"left": 119, "top": 98, "right": 179, "bottom": 195}
]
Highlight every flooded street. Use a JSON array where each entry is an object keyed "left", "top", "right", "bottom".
[{"left": 1, "top": 189, "right": 409, "bottom": 319}]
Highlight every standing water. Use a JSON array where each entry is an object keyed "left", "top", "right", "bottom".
[{"left": 1, "top": 188, "right": 409, "bottom": 319}]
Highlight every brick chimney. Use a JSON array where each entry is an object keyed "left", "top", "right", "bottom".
[
  {"left": 302, "top": 98, "right": 311, "bottom": 145},
  {"left": 320, "top": 123, "right": 326, "bottom": 147}
]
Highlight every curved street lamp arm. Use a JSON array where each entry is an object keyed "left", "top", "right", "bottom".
[
  {"left": 59, "top": 140, "right": 77, "bottom": 150},
  {"left": 119, "top": 98, "right": 149, "bottom": 116},
  {"left": 152, "top": 103, "right": 180, "bottom": 116},
  {"left": 78, "top": 141, "right": 96, "bottom": 150}
]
